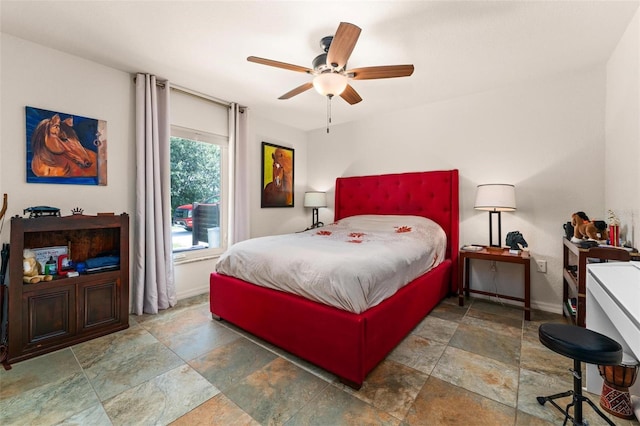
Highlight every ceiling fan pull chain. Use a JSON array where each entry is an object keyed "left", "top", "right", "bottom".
[{"left": 326, "top": 95, "right": 332, "bottom": 133}]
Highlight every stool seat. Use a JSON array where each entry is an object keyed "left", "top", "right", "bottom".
[
  {"left": 539, "top": 323, "right": 622, "bottom": 366},
  {"left": 537, "top": 323, "right": 623, "bottom": 425}
]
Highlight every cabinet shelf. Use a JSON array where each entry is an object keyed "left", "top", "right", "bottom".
[
  {"left": 562, "top": 237, "right": 632, "bottom": 327},
  {"left": 21, "top": 270, "right": 121, "bottom": 293},
  {"left": 4, "top": 214, "right": 129, "bottom": 367}
]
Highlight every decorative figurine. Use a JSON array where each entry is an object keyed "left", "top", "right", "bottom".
[
  {"left": 571, "top": 211, "right": 608, "bottom": 242},
  {"left": 22, "top": 249, "right": 53, "bottom": 284},
  {"left": 506, "top": 231, "right": 528, "bottom": 253},
  {"left": 23, "top": 206, "right": 61, "bottom": 218}
]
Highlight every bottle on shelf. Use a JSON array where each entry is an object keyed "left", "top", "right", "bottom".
[{"left": 44, "top": 256, "right": 57, "bottom": 275}]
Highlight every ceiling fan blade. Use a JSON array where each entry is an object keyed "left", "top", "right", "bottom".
[
  {"left": 340, "top": 84, "right": 362, "bottom": 105},
  {"left": 326, "top": 22, "right": 361, "bottom": 70},
  {"left": 278, "top": 82, "right": 314, "bottom": 100},
  {"left": 348, "top": 65, "right": 415, "bottom": 80},
  {"left": 247, "top": 56, "right": 312, "bottom": 74}
]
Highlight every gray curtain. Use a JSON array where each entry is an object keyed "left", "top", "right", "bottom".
[
  {"left": 133, "top": 73, "right": 176, "bottom": 315},
  {"left": 230, "top": 103, "right": 250, "bottom": 244}
]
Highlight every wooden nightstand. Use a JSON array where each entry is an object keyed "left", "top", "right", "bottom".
[{"left": 458, "top": 246, "right": 531, "bottom": 320}]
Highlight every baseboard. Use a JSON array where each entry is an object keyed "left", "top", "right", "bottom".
[
  {"left": 177, "top": 286, "right": 563, "bottom": 314},
  {"left": 464, "top": 293, "right": 562, "bottom": 315},
  {"left": 176, "top": 286, "right": 209, "bottom": 301},
  {"left": 530, "top": 300, "right": 562, "bottom": 315}
]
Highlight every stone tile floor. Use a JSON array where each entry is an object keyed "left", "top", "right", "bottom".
[{"left": 1, "top": 294, "right": 638, "bottom": 425}]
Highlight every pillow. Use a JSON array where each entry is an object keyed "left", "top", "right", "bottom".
[{"left": 336, "top": 214, "right": 441, "bottom": 233}]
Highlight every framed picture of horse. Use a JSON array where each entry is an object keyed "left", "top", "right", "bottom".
[
  {"left": 261, "top": 142, "right": 294, "bottom": 208},
  {"left": 25, "top": 106, "right": 107, "bottom": 186}
]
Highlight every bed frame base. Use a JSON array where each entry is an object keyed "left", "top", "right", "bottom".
[
  {"left": 210, "top": 169, "right": 459, "bottom": 388},
  {"left": 210, "top": 260, "right": 451, "bottom": 388},
  {"left": 339, "top": 378, "right": 362, "bottom": 390}
]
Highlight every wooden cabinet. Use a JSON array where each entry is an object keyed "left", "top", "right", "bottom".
[
  {"left": 5, "top": 214, "right": 129, "bottom": 366},
  {"left": 562, "top": 237, "right": 632, "bottom": 327}
]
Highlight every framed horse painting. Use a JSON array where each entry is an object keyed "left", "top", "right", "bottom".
[
  {"left": 25, "top": 106, "right": 107, "bottom": 186},
  {"left": 261, "top": 142, "right": 294, "bottom": 208}
]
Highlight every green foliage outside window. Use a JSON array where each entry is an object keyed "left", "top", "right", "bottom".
[{"left": 170, "top": 137, "right": 221, "bottom": 212}]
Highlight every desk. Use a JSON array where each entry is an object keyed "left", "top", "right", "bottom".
[
  {"left": 458, "top": 247, "right": 531, "bottom": 320},
  {"left": 585, "top": 261, "right": 640, "bottom": 397}
]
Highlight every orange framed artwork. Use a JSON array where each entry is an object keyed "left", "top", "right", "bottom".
[
  {"left": 25, "top": 106, "right": 107, "bottom": 185},
  {"left": 261, "top": 142, "right": 294, "bottom": 208}
]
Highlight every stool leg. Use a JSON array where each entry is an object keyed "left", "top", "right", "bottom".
[
  {"left": 537, "top": 390, "right": 575, "bottom": 425},
  {"left": 564, "top": 399, "right": 576, "bottom": 426},
  {"left": 573, "top": 360, "right": 583, "bottom": 424},
  {"left": 571, "top": 360, "right": 615, "bottom": 426},
  {"left": 537, "top": 390, "right": 573, "bottom": 405},
  {"left": 536, "top": 360, "right": 617, "bottom": 426},
  {"left": 582, "top": 396, "right": 616, "bottom": 426}
]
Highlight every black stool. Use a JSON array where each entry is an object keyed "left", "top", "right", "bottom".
[{"left": 537, "top": 323, "right": 622, "bottom": 426}]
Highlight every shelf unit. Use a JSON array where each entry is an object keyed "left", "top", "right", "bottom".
[
  {"left": 562, "top": 237, "right": 633, "bottom": 327},
  {"left": 5, "top": 214, "right": 129, "bottom": 366}
]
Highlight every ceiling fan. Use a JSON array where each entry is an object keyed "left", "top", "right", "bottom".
[{"left": 247, "top": 22, "right": 414, "bottom": 106}]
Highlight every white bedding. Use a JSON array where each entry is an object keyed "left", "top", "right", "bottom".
[{"left": 214, "top": 215, "right": 446, "bottom": 314}]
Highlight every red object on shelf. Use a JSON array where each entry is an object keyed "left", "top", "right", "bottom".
[
  {"left": 57, "top": 254, "right": 68, "bottom": 272},
  {"left": 609, "top": 225, "right": 620, "bottom": 247},
  {"left": 56, "top": 254, "right": 76, "bottom": 277}
]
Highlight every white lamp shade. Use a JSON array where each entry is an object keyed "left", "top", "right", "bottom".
[
  {"left": 312, "top": 73, "right": 348, "bottom": 96},
  {"left": 304, "top": 191, "right": 327, "bottom": 208},
  {"left": 474, "top": 184, "right": 516, "bottom": 211}
]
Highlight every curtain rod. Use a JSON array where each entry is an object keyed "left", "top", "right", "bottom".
[
  {"left": 133, "top": 75, "right": 245, "bottom": 110},
  {"left": 171, "top": 84, "right": 231, "bottom": 108}
]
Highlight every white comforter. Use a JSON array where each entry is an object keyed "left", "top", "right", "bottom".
[{"left": 215, "top": 215, "right": 446, "bottom": 314}]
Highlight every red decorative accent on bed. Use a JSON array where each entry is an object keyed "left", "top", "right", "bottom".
[
  {"left": 334, "top": 169, "right": 459, "bottom": 293},
  {"left": 210, "top": 169, "right": 459, "bottom": 388}
]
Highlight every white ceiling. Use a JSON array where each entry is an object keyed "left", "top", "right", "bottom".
[{"left": 1, "top": 1, "right": 638, "bottom": 131}]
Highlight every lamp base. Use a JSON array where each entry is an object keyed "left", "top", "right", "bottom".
[
  {"left": 486, "top": 246, "right": 504, "bottom": 252},
  {"left": 488, "top": 211, "right": 503, "bottom": 249},
  {"left": 304, "top": 222, "right": 324, "bottom": 232}
]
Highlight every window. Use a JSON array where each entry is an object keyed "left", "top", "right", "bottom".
[{"left": 170, "top": 125, "right": 228, "bottom": 261}]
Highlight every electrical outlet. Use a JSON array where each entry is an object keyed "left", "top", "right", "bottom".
[
  {"left": 490, "top": 261, "right": 497, "bottom": 272},
  {"left": 536, "top": 260, "right": 547, "bottom": 273}
]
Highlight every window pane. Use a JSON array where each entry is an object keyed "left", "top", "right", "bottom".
[{"left": 170, "top": 135, "right": 222, "bottom": 253}]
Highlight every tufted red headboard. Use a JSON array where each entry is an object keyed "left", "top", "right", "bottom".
[{"left": 334, "top": 170, "right": 459, "bottom": 291}]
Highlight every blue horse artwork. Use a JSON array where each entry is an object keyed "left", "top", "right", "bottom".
[{"left": 25, "top": 106, "right": 107, "bottom": 185}]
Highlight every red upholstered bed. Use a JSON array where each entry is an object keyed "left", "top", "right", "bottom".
[{"left": 210, "top": 169, "right": 459, "bottom": 388}]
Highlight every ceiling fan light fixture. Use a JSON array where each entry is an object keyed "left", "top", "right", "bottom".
[{"left": 313, "top": 73, "right": 348, "bottom": 96}]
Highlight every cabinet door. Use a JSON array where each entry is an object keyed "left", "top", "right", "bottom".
[
  {"left": 78, "top": 276, "right": 121, "bottom": 331},
  {"left": 22, "top": 284, "right": 76, "bottom": 348}
]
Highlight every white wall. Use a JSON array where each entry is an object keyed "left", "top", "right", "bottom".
[
  {"left": 249, "top": 115, "right": 309, "bottom": 237},
  {"left": 0, "top": 34, "right": 136, "bottom": 238},
  {"left": 605, "top": 8, "right": 639, "bottom": 250},
  {"left": 0, "top": 34, "right": 310, "bottom": 303},
  {"left": 0, "top": 34, "right": 137, "bottom": 302},
  {"left": 307, "top": 67, "right": 608, "bottom": 313},
  {"left": 4, "top": 16, "right": 635, "bottom": 312}
]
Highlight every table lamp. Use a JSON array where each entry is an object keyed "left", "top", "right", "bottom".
[
  {"left": 304, "top": 191, "right": 327, "bottom": 229},
  {"left": 474, "top": 184, "right": 516, "bottom": 248}
]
